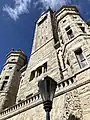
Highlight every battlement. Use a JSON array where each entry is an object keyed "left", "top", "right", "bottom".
[{"left": 6, "top": 49, "right": 27, "bottom": 60}]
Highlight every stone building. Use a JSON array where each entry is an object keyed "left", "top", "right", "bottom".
[{"left": 0, "top": 5, "right": 90, "bottom": 120}]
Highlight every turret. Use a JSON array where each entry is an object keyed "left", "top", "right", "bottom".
[{"left": 0, "top": 49, "right": 27, "bottom": 111}]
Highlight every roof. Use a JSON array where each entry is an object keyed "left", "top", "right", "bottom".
[{"left": 55, "top": 5, "right": 79, "bottom": 15}]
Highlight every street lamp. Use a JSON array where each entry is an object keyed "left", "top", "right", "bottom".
[{"left": 38, "top": 75, "right": 57, "bottom": 120}]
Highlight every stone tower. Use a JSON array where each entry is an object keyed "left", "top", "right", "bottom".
[
  {"left": 0, "top": 49, "right": 27, "bottom": 111},
  {"left": 16, "top": 8, "right": 61, "bottom": 103},
  {"left": 0, "top": 5, "right": 90, "bottom": 120}
]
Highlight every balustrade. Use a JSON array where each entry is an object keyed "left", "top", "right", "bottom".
[
  {"left": 58, "top": 77, "right": 75, "bottom": 90},
  {"left": 0, "top": 93, "right": 41, "bottom": 117},
  {"left": 0, "top": 77, "right": 75, "bottom": 117}
]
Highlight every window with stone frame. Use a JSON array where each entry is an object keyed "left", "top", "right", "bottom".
[
  {"left": 30, "top": 70, "right": 35, "bottom": 81},
  {"left": 5, "top": 76, "right": 9, "bottom": 80},
  {"left": 75, "top": 48, "right": 88, "bottom": 68},
  {"left": 43, "top": 62, "right": 47, "bottom": 73},
  {"left": 77, "top": 23, "right": 86, "bottom": 33},
  {"left": 65, "top": 26, "right": 74, "bottom": 40},
  {"left": 0, "top": 81, "right": 7, "bottom": 91},
  {"left": 29, "top": 62, "right": 47, "bottom": 81},
  {"left": 37, "top": 66, "right": 42, "bottom": 77},
  {"left": 9, "top": 67, "right": 13, "bottom": 69}
]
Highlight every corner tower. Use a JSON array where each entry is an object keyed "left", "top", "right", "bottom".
[
  {"left": 55, "top": 5, "right": 90, "bottom": 120},
  {"left": 56, "top": 5, "right": 90, "bottom": 77},
  {"left": 0, "top": 49, "right": 27, "bottom": 111}
]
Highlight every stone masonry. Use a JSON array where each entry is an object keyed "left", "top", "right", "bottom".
[{"left": 0, "top": 5, "right": 90, "bottom": 120}]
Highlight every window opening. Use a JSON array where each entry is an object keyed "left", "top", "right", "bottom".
[
  {"left": 3, "top": 68, "right": 5, "bottom": 71},
  {"left": 9, "top": 67, "right": 12, "bottom": 69},
  {"left": 75, "top": 48, "right": 88, "bottom": 68},
  {"left": 60, "top": 35, "right": 64, "bottom": 44},
  {"left": 26, "top": 93, "right": 33, "bottom": 99},
  {"left": 29, "top": 62, "right": 47, "bottom": 81},
  {"left": 38, "top": 67, "right": 42, "bottom": 76},
  {"left": 67, "top": 30, "right": 74, "bottom": 39},
  {"left": 80, "top": 27, "right": 85, "bottom": 33},
  {"left": 66, "top": 26, "right": 70, "bottom": 31},
  {"left": 18, "top": 100, "right": 22, "bottom": 103},
  {"left": 63, "top": 58, "right": 66, "bottom": 69},
  {"left": 78, "top": 23, "right": 86, "bottom": 33},
  {"left": 1, "top": 81, "right": 7, "bottom": 91},
  {"left": 5, "top": 76, "right": 9, "bottom": 80},
  {"left": 73, "top": 16, "right": 77, "bottom": 19},
  {"left": 43, "top": 63, "right": 47, "bottom": 73},
  {"left": 30, "top": 71, "right": 35, "bottom": 80},
  {"left": 11, "top": 59, "right": 16, "bottom": 61},
  {"left": 65, "top": 26, "right": 74, "bottom": 39},
  {"left": 67, "top": 59, "right": 70, "bottom": 66}
]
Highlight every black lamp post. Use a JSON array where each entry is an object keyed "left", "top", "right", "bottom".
[{"left": 38, "top": 75, "right": 57, "bottom": 120}]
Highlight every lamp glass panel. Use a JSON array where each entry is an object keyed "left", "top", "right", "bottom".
[{"left": 38, "top": 76, "right": 57, "bottom": 102}]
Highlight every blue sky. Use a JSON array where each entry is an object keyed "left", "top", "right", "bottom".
[{"left": 0, "top": 0, "right": 90, "bottom": 71}]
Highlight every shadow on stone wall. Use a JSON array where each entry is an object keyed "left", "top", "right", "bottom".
[{"left": 67, "top": 114, "right": 80, "bottom": 120}]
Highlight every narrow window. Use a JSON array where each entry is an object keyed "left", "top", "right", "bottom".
[
  {"left": 11, "top": 59, "right": 16, "bottom": 61},
  {"left": 18, "top": 100, "right": 22, "bottom": 103},
  {"left": 26, "top": 93, "right": 33, "bottom": 99},
  {"left": 78, "top": 23, "right": 86, "bottom": 33},
  {"left": 5, "top": 76, "right": 9, "bottom": 80},
  {"left": 1, "top": 81, "right": 7, "bottom": 91},
  {"left": 3, "top": 68, "right": 5, "bottom": 71},
  {"left": 75, "top": 48, "right": 88, "bottom": 68},
  {"left": 73, "top": 16, "right": 77, "bottom": 19},
  {"left": 80, "top": 27, "right": 85, "bottom": 33},
  {"left": 60, "top": 35, "right": 64, "bottom": 44},
  {"left": 62, "top": 58, "right": 66, "bottom": 68},
  {"left": 65, "top": 26, "right": 74, "bottom": 40},
  {"left": 30, "top": 71, "right": 35, "bottom": 80},
  {"left": 67, "top": 30, "right": 74, "bottom": 39},
  {"left": 9, "top": 67, "right": 12, "bottom": 69},
  {"left": 37, "top": 67, "right": 42, "bottom": 76},
  {"left": 43, "top": 63, "right": 47, "bottom": 73}
]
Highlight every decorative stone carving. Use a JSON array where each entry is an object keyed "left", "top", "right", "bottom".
[{"left": 62, "top": 89, "right": 83, "bottom": 120}]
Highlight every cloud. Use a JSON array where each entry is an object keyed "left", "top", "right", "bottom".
[
  {"left": 3, "top": 0, "right": 72, "bottom": 21},
  {"left": 39, "top": 0, "right": 70, "bottom": 10},
  {"left": 3, "top": 0, "right": 31, "bottom": 21}
]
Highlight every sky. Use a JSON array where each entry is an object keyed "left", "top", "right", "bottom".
[{"left": 0, "top": 0, "right": 90, "bottom": 71}]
